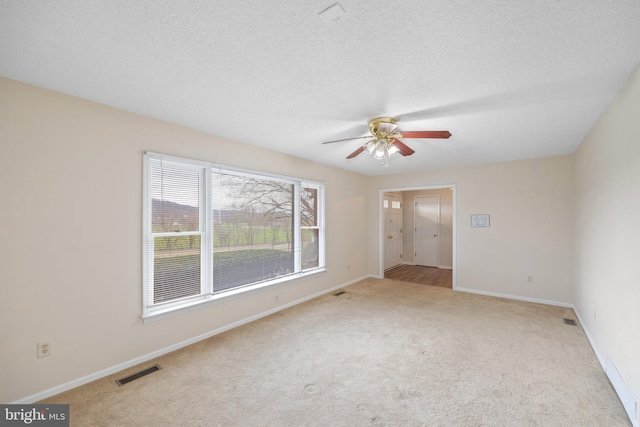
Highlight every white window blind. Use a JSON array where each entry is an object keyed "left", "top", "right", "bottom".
[
  {"left": 143, "top": 153, "right": 325, "bottom": 319},
  {"left": 145, "top": 158, "right": 207, "bottom": 308}
]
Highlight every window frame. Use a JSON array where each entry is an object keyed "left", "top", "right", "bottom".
[
  {"left": 142, "top": 152, "right": 326, "bottom": 322},
  {"left": 300, "top": 184, "right": 325, "bottom": 270}
]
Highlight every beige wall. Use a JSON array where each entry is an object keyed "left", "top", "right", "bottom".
[
  {"left": 0, "top": 77, "right": 369, "bottom": 403},
  {"left": 401, "top": 188, "right": 454, "bottom": 268},
  {"left": 574, "top": 64, "right": 640, "bottom": 416},
  {"left": 369, "top": 155, "right": 575, "bottom": 304}
]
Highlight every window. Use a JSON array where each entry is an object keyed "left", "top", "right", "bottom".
[{"left": 143, "top": 152, "right": 325, "bottom": 320}]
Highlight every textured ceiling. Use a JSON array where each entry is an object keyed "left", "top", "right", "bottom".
[{"left": 2, "top": 1, "right": 640, "bottom": 176}]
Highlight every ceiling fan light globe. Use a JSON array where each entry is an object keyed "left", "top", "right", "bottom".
[
  {"left": 364, "top": 140, "right": 376, "bottom": 154},
  {"left": 373, "top": 140, "right": 387, "bottom": 160},
  {"left": 388, "top": 144, "right": 400, "bottom": 156}
]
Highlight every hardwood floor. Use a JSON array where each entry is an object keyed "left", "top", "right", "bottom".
[{"left": 384, "top": 265, "right": 452, "bottom": 288}]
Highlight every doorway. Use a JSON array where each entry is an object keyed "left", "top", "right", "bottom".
[{"left": 379, "top": 185, "right": 456, "bottom": 289}]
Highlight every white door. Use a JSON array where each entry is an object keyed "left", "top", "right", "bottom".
[
  {"left": 414, "top": 195, "right": 439, "bottom": 267},
  {"left": 383, "top": 193, "right": 403, "bottom": 270}
]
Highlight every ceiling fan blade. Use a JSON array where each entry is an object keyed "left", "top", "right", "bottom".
[
  {"left": 400, "top": 130, "right": 452, "bottom": 139},
  {"left": 322, "top": 136, "right": 369, "bottom": 144},
  {"left": 346, "top": 146, "right": 365, "bottom": 159},
  {"left": 391, "top": 139, "right": 415, "bottom": 156}
]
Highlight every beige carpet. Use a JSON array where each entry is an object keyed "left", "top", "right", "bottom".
[{"left": 41, "top": 278, "right": 630, "bottom": 426}]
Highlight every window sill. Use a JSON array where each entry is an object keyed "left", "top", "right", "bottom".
[{"left": 142, "top": 267, "right": 326, "bottom": 324}]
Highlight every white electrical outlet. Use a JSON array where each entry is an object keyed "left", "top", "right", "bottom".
[
  {"left": 527, "top": 275, "right": 534, "bottom": 284},
  {"left": 37, "top": 341, "right": 52, "bottom": 358}
]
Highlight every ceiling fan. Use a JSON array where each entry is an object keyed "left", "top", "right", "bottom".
[{"left": 322, "top": 117, "right": 451, "bottom": 166}]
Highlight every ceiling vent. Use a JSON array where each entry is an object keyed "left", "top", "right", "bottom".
[{"left": 319, "top": 3, "right": 346, "bottom": 23}]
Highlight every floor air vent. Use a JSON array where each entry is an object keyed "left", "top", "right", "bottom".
[
  {"left": 116, "top": 364, "right": 161, "bottom": 386},
  {"left": 563, "top": 318, "right": 578, "bottom": 326},
  {"left": 333, "top": 291, "right": 346, "bottom": 296}
]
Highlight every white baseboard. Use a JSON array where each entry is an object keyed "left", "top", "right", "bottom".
[
  {"left": 454, "top": 287, "right": 573, "bottom": 308},
  {"left": 573, "top": 309, "right": 638, "bottom": 427},
  {"left": 400, "top": 261, "right": 451, "bottom": 270},
  {"left": 573, "top": 309, "right": 605, "bottom": 368},
  {"left": 605, "top": 355, "right": 638, "bottom": 425},
  {"left": 13, "top": 275, "right": 371, "bottom": 404}
]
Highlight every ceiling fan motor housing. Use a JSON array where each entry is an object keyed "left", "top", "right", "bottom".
[{"left": 368, "top": 117, "right": 399, "bottom": 137}]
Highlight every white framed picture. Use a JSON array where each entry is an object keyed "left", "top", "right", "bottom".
[{"left": 471, "top": 214, "right": 490, "bottom": 227}]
